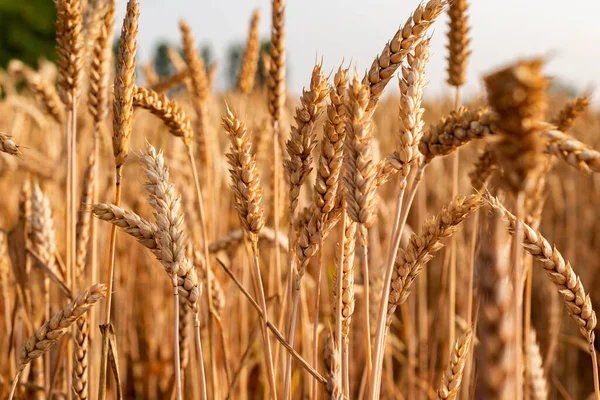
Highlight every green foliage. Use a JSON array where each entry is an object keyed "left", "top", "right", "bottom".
[{"left": 0, "top": 0, "right": 57, "bottom": 69}]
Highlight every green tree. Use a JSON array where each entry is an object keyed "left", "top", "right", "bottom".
[{"left": 0, "top": 0, "right": 57, "bottom": 68}]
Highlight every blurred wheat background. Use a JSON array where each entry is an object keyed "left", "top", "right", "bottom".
[{"left": 1, "top": 0, "right": 600, "bottom": 399}]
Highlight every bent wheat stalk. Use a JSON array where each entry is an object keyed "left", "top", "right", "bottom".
[{"left": 8, "top": 284, "right": 107, "bottom": 400}]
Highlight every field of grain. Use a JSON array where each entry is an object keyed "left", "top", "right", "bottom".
[{"left": 1, "top": 0, "right": 600, "bottom": 399}]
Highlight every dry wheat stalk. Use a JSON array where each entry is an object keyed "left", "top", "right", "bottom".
[
  {"left": 92, "top": 204, "right": 158, "bottom": 251},
  {"left": 285, "top": 63, "right": 329, "bottom": 216},
  {"left": 344, "top": 73, "right": 377, "bottom": 228},
  {"left": 365, "top": 0, "right": 447, "bottom": 112},
  {"left": 552, "top": 96, "right": 589, "bottom": 132},
  {"left": 179, "top": 20, "right": 212, "bottom": 172},
  {"left": 419, "top": 107, "right": 496, "bottom": 165},
  {"left": 387, "top": 194, "right": 482, "bottom": 323},
  {"left": 10, "top": 283, "right": 106, "bottom": 378},
  {"left": 267, "top": 0, "right": 286, "bottom": 124},
  {"left": 133, "top": 86, "right": 193, "bottom": 146},
  {"left": 238, "top": 9, "right": 261, "bottom": 95},
  {"left": 7, "top": 60, "right": 65, "bottom": 124},
  {"left": 446, "top": 0, "right": 469, "bottom": 87},
  {"left": 437, "top": 327, "right": 472, "bottom": 399},
  {"left": 222, "top": 107, "right": 266, "bottom": 238},
  {"left": 0, "top": 132, "right": 21, "bottom": 156},
  {"left": 207, "top": 62, "right": 217, "bottom": 89},
  {"left": 542, "top": 129, "right": 600, "bottom": 173},
  {"left": 88, "top": 0, "right": 115, "bottom": 124},
  {"left": 476, "top": 207, "right": 515, "bottom": 399},
  {"left": 207, "top": 226, "right": 288, "bottom": 254},
  {"left": 527, "top": 329, "right": 548, "bottom": 400},
  {"left": 112, "top": 0, "right": 139, "bottom": 170},
  {"left": 8, "top": 284, "right": 106, "bottom": 400},
  {"left": 222, "top": 107, "right": 276, "bottom": 398},
  {"left": 488, "top": 196, "right": 597, "bottom": 345},
  {"left": 55, "top": 0, "right": 84, "bottom": 110},
  {"left": 314, "top": 67, "right": 349, "bottom": 223}
]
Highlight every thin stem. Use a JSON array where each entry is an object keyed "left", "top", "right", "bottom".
[
  {"left": 67, "top": 103, "right": 77, "bottom": 400},
  {"left": 187, "top": 145, "right": 218, "bottom": 397},
  {"left": 251, "top": 240, "right": 277, "bottom": 399},
  {"left": 591, "top": 343, "right": 600, "bottom": 400},
  {"left": 173, "top": 285, "right": 182, "bottom": 400},
  {"left": 272, "top": 119, "right": 282, "bottom": 300},
  {"left": 284, "top": 280, "right": 300, "bottom": 399},
  {"left": 343, "top": 341, "right": 350, "bottom": 396},
  {"left": 449, "top": 86, "right": 461, "bottom": 364},
  {"left": 89, "top": 120, "right": 100, "bottom": 395},
  {"left": 524, "top": 259, "right": 533, "bottom": 400},
  {"left": 360, "top": 226, "right": 372, "bottom": 393},
  {"left": 311, "top": 236, "right": 325, "bottom": 400},
  {"left": 193, "top": 314, "right": 208, "bottom": 400},
  {"left": 98, "top": 167, "right": 123, "bottom": 400},
  {"left": 512, "top": 192, "right": 525, "bottom": 400},
  {"left": 370, "top": 166, "right": 424, "bottom": 398},
  {"left": 7, "top": 371, "right": 21, "bottom": 400},
  {"left": 335, "top": 212, "right": 347, "bottom": 398},
  {"left": 216, "top": 257, "right": 327, "bottom": 386}
]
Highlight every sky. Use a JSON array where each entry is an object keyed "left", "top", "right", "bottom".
[{"left": 116, "top": 0, "right": 600, "bottom": 102}]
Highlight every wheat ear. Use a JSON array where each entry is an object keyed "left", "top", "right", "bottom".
[
  {"left": 7, "top": 60, "right": 65, "bottom": 124},
  {"left": 132, "top": 86, "right": 193, "bottom": 146},
  {"left": 437, "top": 328, "right": 473, "bottom": 399},
  {"left": 387, "top": 194, "right": 482, "bottom": 322},
  {"left": 488, "top": 195, "right": 599, "bottom": 398},
  {"left": 238, "top": 9, "right": 261, "bottom": 95},
  {"left": 552, "top": 95, "right": 589, "bottom": 132},
  {"left": 222, "top": 107, "right": 277, "bottom": 399},
  {"left": 100, "top": 2, "right": 139, "bottom": 398},
  {"left": 446, "top": 0, "right": 470, "bottom": 88},
  {"left": 365, "top": 0, "right": 447, "bottom": 112},
  {"left": 324, "top": 332, "right": 343, "bottom": 400},
  {"left": 526, "top": 329, "right": 548, "bottom": 400},
  {"left": 8, "top": 284, "right": 106, "bottom": 400}
]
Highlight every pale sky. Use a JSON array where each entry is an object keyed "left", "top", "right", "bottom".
[{"left": 116, "top": 0, "right": 600, "bottom": 102}]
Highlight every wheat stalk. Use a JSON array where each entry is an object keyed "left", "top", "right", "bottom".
[
  {"left": 488, "top": 195, "right": 599, "bottom": 398},
  {"left": 222, "top": 107, "right": 277, "bottom": 399},
  {"left": 8, "top": 283, "right": 106, "bottom": 400}
]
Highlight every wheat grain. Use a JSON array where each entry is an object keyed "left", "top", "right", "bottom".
[
  {"left": 552, "top": 96, "right": 589, "bottom": 132},
  {"left": 0, "top": 133, "right": 21, "bottom": 156}
]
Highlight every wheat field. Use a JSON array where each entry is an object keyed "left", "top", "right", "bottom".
[{"left": 1, "top": 0, "right": 600, "bottom": 399}]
